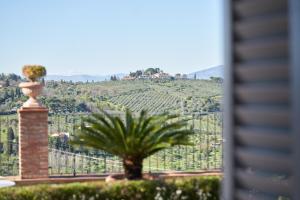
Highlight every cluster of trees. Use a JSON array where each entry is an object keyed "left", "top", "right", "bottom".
[
  {"left": 0, "top": 73, "right": 22, "bottom": 88},
  {"left": 129, "top": 70, "right": 143, "bottom": 78},
  {"left": 0, "top": 73, "right": 22, "bottom": 82},
  {"left": 129, "top": 68, "right": 162, "bottom": 78},
  {"left": 40, "top": 97, "right": 90, "bottom": 114},
  {"left": 0, "top": 88, "right": 22, "bottom": 103},
  {"left": 110, "top": 75, "right": 118, "bottom": 81},
  {"left": 0, "top": 73, "right": 24, "bottom": 112},
  {"left": 201, "top": 97, "right": 221, "bottom": 112},
  {"left": 210, "top": 76, "right": 223, "bottom": 83},
  {"left": 144, "top": 68, "right": 161, "bottom": 75},
  {"left": 0, "top": 87, "right": 23, "bottom": 113}
]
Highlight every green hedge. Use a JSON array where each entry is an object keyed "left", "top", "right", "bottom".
[{"left": 0, "top": 176, "right": 220, "bottom": 200}]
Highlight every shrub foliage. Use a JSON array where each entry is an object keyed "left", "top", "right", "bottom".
[{"left": 0, "top": 177, "right": 220, "bottom": 200}]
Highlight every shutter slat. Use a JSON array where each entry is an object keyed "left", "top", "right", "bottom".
[
  {"left": 236, "top": 189, "right": 276, "bottom": 200},
  {"left": 235, "top": 0, "right": 287, "bottom": 18},
  {"left": 235, "top": 14, "right": 288, "bottom": 39},
  {"left": 236, "top": 126, "right": 291, "bottom": 150},
  {"left": 236, "top": 148, "right": 291, "bottom": 173},
  {"left": 236, "top": 106, "right": 290, "bottom": 127},
  {"left": 236, "top": 84, "right": 289, "bottom": 104},
  {"left": 236, "top": 38, "right": 288, "bottom": 60},
  {"left": 235, "top": 62, "right": 288, "bottom": 82},
  {"left": 236, "top": 169, "right": 291, "bottom": 196}
]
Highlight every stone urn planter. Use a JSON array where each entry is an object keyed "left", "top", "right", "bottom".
[
  {"left": 19, "top": 65, "right": 47, "bottom": 108},
  {"left": 19, "top": 82, "right": 44, "bottom": 108}
]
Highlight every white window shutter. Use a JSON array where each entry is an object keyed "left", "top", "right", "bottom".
[{"left": 223, "top": 0, "right": 300, "bottom": 199}]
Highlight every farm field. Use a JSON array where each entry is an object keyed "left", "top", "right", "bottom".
[
  {"left": 1, "top": 79, "right": 222, "bottom": 114},
  {"left": 0, "top": 79, "right": 223, "bottom": 176}
]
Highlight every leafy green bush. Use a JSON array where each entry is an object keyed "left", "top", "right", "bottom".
[
  {"left": 22, "top": 65, "right": 46, "bottom": 82},
  {"left": 0, "top": 177, "right": 220, "bottom": 200}
]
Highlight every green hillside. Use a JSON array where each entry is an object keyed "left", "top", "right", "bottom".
[
  {"left": 1, "top": 78, "right": 222, "bottom": 114},
  {"left": 0, "top": 76, "right": 223, "bottom": 175}
]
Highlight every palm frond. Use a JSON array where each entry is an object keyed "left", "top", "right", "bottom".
[{"left": 71, "top": 109, "right": 194, "bottom": 160}]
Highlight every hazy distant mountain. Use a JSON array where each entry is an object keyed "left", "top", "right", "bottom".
[
  {"left": 45, "top": 65, "right": 223, "bottom": 82},
  {"left": 188, "top": 65, "right": 224, "bottom": 80},
  {"left": 45, "top": 73, "right": 126, "bottom": 82}
]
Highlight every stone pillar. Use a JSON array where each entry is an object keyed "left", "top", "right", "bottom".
[{"left": 18, "top": 107, "right": 48, "bottom": 179}]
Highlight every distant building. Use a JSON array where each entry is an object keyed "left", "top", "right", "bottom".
[
  {"left": 122, "top": 76, "right": 136, "bottom": 81},
  {"left": 0, "top": 81, "right": 5, "bottom": 88},
  {"left": 138, "top": 74, "right": 151, "bottom": 80},
  {"left": 152, "top": 72, "right": 172, "bottom": 80},
  {"left": 174, "top": 73, "right": 188, "bottom": 80},
  {"left": 175, "top": 73, "right": 182, "bottom": 79},
  {"left": 51, "top": 132, "right": 70, "bottom": 138},
  {"left": 50, "top": 132, "right": 70, "bottom": 144},
  {"left": 123, "top": 70, "right": 175, "bottom": 81},
  {"left": 182, "top": 74, "right": 188, "bottom": 80}
]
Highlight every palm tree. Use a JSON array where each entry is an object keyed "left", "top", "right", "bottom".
[{"left": 73, "top": 109, "right": 194, "bottom": 180}]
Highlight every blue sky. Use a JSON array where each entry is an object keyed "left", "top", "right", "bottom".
[{"left": 0, "top": 0, "right": 223, "bottom": 75}]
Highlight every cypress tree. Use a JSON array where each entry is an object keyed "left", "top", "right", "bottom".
[
  {"left": 4, "top": 79, "right": 9, "bottom": 87},
  {"left": 7, "top": 127, "right": 15, "bottom": 155}
]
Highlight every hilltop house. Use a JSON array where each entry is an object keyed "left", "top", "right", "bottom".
[
  {"left": 0, "top": 81, "right": 5, "bottom": 88},
  {"left": 122, "top": 71, "right": 172, "bottom": 81},
  {"left": 138, "top": 74, "right": 151, "bottom": 80},
  {"left": 151, "top": 72, "right": 172, "bottom": 80},
  {"left": 51, "top": 132, "right": 70, "bottom": 138},
  {"left": 182, "top": 74, "right": 188, "bottom": 80},
  {"left": 175, "top": 73, "right": 181, "bottom": 79},
  {"left": 122, "top": 75, "right": 136, "bottom": 81},
  {"left": 50, "top": 132, "right": 70, "bottom": 144},
  {"left": 174, "top": 73, "right": 188, "bottom": 80}
]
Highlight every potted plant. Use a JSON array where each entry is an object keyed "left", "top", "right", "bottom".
[
  {"left": 19, "top": 65, "right": 47, "bottom": 108},
  {"left": 73, "top": 109, "right": 194, "bottom": 180}
]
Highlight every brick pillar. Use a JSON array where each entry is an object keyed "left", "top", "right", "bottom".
[{"left": 18, "top": 107, "right": 48, "bottom": 179}]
